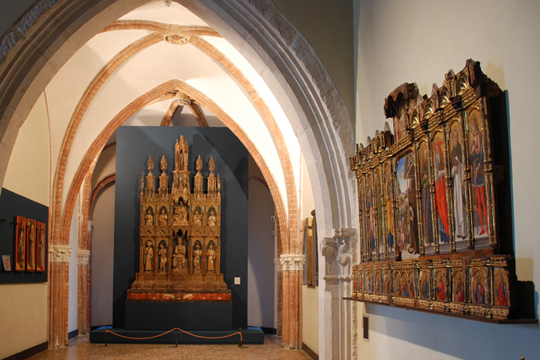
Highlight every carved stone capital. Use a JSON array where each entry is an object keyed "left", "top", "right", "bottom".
[
  {"left": 77, "top": 250, "right": 90, "bottom": 265},
  {"left": 275, "top": 254, "right": 305, "bottom": 271},
  {"left": 332, "top": 227, "right": 356, "bottom": 239},
  {"left": 335, "top": 229, "right": 357, "bottom": 278},
  {"left": 49, "top": 245, "right": 72, "bottom": 263},
  {"left": 321, "top": 237, "right": 338, "bottom": 259}
]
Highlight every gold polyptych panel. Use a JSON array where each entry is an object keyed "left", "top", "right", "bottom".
[{"left": 348, "top": 60, "right": 524, "bottom": 320}]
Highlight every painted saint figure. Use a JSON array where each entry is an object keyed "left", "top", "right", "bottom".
[
  {"left": 385, "top": 167, "right": 394, "bottom": 249},
  {"left": 144, "top": 240, "right": 153, "bottom": 272},
  {"left": 469, "top": 115, "right": 489, "bottom": 236},
  {"left": 496, "top": 274, "right": 508, "bottom": 306},
  {"left": 17, "top": 223, "right": 25, "bottom": 269},
  {"left": 421, "top": 276, "right": 429, "bottom": 299},
  {"left": 436, "top": 275, "right": 446, "bottom": 300},
  {"left": 450, "top": 129, "right": 467, "bottom": 239},
  {"left": 27, "top": 221, "right": 35, "bottom": 270},
  {"left": 420, "top": 147, "right": 433, "bottom": 246},
  {"left": 37, "top": 224, "right": 45, "bottom": 271},
  {"left": 455, "top": 274, "right": 465, "bottom": 302},
  {"left": 473, "top": 275, "right": 485, "bottom": 304},
  {"left": 207, "top": 243, "right": 216, "bottom": 272},
  {"left": 368, "top": 188, "right": 376, "bottom": 252},
  {"left": 409, "top": 273, "right": 415, "bottom": 298},
  {"left": 434, "top": 141, "right": 449, "bottom": 243}
]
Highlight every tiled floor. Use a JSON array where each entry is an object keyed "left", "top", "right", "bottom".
[{"left": 28, "top": 335, "right": 312, "bottom": 360}]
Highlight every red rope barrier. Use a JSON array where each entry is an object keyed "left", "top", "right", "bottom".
[{"left": 104, "top": 328, "right": 243, "bottom": 347}]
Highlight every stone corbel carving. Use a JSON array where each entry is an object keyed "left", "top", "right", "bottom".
[
  {"left": 275, "top": 254, "right": 305, "bottom": 271},
  {"left": 49, "top": 245, "right": 72, "bottom": 263},
  {"left": 77, "top": 250, "right": 91, "bottom": 265},
  {"left": 321, "top": 237, "right": 338, "bottom": 280},
  {"left": 333, "top": 228, "right": 357, "bottom": 281}
]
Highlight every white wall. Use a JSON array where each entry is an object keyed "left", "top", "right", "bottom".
[
  {"left": 354, "top": 0, "right": 540, "bottom": 358},
  {"left": 0, "top": 93, "right": 50, "bottom": 358},
  {"left": 91, "top": 145, "right": 116, "bottom": 189},
  {"left": 3, "top": 93, "right": 50, "bottom": 206},
  {"left": 90, "top": 184, "right": 115, "bottom": 327},
  {"left": 0, "top": 283, "right": 48, "bottom": 359},
  {"left": 300, "top": 153, "right": 319, "bottom": 354},
  {"left": 247, "top": 155, "right": 275, "bottom": 328}
]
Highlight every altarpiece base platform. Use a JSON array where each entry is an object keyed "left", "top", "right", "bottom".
[
  {"left": 90, "top": 326, "right": 265, "bottom": 344},
  {"left": 125, "top": 301, "right": 232, "bottom": 330}
]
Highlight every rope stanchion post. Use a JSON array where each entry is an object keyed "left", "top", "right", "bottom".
[{"left": 175, "top": 328, "right": 178, "bottom": 347}]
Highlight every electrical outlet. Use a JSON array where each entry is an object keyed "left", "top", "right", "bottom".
[{"left": 234, "top": 277, "right": 241, "bottom": 285}]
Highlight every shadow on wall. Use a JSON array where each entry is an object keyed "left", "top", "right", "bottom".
[{"left": 365, "top": 303, "right": 540, "bottom": 359}]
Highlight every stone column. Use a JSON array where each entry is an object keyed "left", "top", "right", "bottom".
[
  {"left": 48, "top": 244, "right": 72, "bottom": 348},
  {"left": 276, "top": 254, "right": 305, "bottom": 349},
  {"left": 77, "top": 173, "right": 92, "bottom": 335},
  {"left": 319, "top": 228, "right": 356, "bottom": 360},
  {"left": 77, "top": 248, "right": 91, "bottom": 334}
]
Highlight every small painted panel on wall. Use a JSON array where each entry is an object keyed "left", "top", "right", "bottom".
[
  {"left": 26, "top": 219, "right": 36, "bottom": 272},
  {"left": 0, "top": 189, "right": 49, "bottom": 283},
  {"left": 15, "top": 215, "right": 26, "bottom": 272},
  {"left": 2, "top": 255, "right": 11, "bottom": 271},
  {"left": 36, "top": 222, "right": 46, "bottom": 272}
]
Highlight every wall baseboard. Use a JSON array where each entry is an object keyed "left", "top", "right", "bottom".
[
  {"left": 302, "top": 342, "right": 319, "bottom": 360},
  {"left": 68, "top": 329, "right": 79, "bottom": 339},
  {"left": 4, "top": 341, "right": 48, "bottom": 360},
  {"left": 260, "top": 327, "right": 277, "bottom": 334}
]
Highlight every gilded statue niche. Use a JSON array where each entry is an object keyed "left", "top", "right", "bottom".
[{"left": 128, "top": 136, "right": 229, "bottom": 302}]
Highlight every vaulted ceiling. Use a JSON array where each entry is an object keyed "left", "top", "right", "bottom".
[{"left": 46, "top": 1, "right": 300, "bottom": 213}]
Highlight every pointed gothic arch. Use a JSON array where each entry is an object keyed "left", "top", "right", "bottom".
[{"left": 0, "top": 0, "right": 355, "bottom": 356}]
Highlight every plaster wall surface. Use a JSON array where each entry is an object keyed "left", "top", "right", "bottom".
[
  {"left": 248, "top": 155, "right": 275, "bottom": 328},
  {"left": 0, "top": 283, "right": 48, "bottom": 359},
  {"left": 300, "top": 153, "right": 318, "bottom": 354},
  {"left": 3, "top": 93, "right": 50, "bottom": 206},
  {"left": 0, "top": 86, "right": 50, "bottom": 360},
  {"left": 354, "top": 0, "right": 540, "bottom": 358},
  {"left": 91, "top": 145, "right": 116, "bottom": 189},
  {"left": 302, "top": 285, "right": 319, "bottom": 355},
  {"left": 272, "top": 0, "right": 354, "bottom": 125},
  {"left": 0, "top": 0, "right": 36, "bottom": 37},
  {"left": 91, "top": 184, "right": 115, "bottom": 327}
]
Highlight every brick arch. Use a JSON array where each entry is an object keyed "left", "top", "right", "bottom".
[
  {"left": 52, "top": 20, "right": 297, "bottom": 258},
  {"left": 83, "top": 18, "right": 299, "bottom": 255},
  {"left": 50, "top": 32, "right": 163, "bottom": 251},
  {"left": 55, "top": 79, "right": 290, "bottom": 345},
  {"left": 59, "top": 79, "right": 288, "bottom": 263},
  {"left": 89, "top": 173, "right": 116, "bottom": 219},
  {"left": 0, "top": 0, "right": 355, "bottom": 353}
]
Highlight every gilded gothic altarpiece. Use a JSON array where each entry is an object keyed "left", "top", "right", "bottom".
[{"left": 127, "top": 136, "right": 230, "bottom": 302}]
